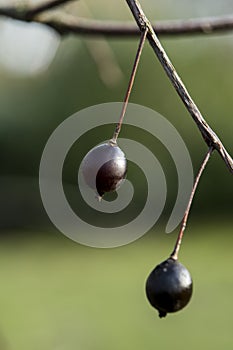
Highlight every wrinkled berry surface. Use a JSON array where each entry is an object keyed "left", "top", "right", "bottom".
[{"left": 146, "top": 258, "right": 193, "bottom": 318}]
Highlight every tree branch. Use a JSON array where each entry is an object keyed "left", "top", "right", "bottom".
[
  {"left": 26, "top": 0, "right": 75, "bottom": 18},
  {"left": 40, "top": 14, "right": 233, "bottom": 36},
  {"left": 126, "top": 0, "right": 233, "bottom": 173},
  {"left": 0, "top": 1, "right": 231, "bottom": 172},
  {"left": 0, "top": 0, "right": 74, "bottom": 21},
  {"left": 0, "top": 3, "right": 233, "bottom": 37}
]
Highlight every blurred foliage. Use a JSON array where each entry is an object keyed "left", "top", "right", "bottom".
[
  {"left": 0, "top": 223, "right": 232, "bottom": 349},
  {"left": 0, "top": 17, "right": 232, "bottom": 229},
  {"left": 0, "top": 2, "right": 232, "bottom": 349}
]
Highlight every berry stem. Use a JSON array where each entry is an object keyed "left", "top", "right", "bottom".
[
  {"left": 111, "top": 28, "right": 148, "bottom": 143},
  {"left": 170, "top": 146, "right": 214, "bottom": 260}
]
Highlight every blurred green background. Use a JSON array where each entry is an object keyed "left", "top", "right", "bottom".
[{"left": 0, "top": 0, "right": 232, "bottom": 349}]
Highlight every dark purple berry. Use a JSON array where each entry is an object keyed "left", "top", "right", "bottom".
[
  {"left": 146, "top": 258, "right": 193, "bottom": 318},
  {"left": 81, "top": 142, "right": 127, "bottom": 197}
]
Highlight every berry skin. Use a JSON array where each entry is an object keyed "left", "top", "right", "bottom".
[
  {"left": 81, "top": 142, "right": 127, "bottom": 198},
  {"left": 145, "top": 258, "right": 193, "bottom": 318}
]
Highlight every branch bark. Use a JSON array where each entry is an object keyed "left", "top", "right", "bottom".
[
  {"left": 0, "top": 3, "right": 233, "bottom": 37},
  {"left": 126, "top": 0, "right": 233, "bottom": 173},
  {"left": 39, "top": 14, "right": 233, "bottom": 37}
]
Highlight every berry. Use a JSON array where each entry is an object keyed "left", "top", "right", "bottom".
[
  {"left": 145, "top": 258, "right": 193, "bottom": 318},
  {"left": 81, "top": 142, "right": 127, "bottom": 198}
]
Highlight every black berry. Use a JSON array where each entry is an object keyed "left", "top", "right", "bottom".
[
  {"left": 145, "top": 258, "right": 193, "bottom": 318},
  {"left": 81, "top": 142, "right": 127, "bottom": 198}
]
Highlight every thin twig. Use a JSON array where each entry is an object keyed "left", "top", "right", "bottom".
[
  {"left": 0, "top": 0, "right": 74, "bottom": 21},
  {"left": 42, "top": 14, "right": 233, "bottom": 36},
  {"left": 170, "top": 147, "right": 213, "bottom": 260},
  {"left": 126, "top": 0, "right": 233, "bottom": 174},
  {"left": 111, "top": 28, "right": 148, "bottom": 143},
  {"left": 26, "top": 0, "right": 75, "bottom": 18},
  {"left": 0, "top": 4, "right": 233, "bottom": 37}
]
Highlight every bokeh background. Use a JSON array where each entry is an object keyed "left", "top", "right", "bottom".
[{"left": 0, "top": 0, "right": 232, "bottom": 349}]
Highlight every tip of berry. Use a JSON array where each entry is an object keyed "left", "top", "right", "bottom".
[
  {"left": 158, "top": 310, "right": 167, "bottom": 318},
  {"left": 95, "top": 194, "right": 103, "bottom": 202}
]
